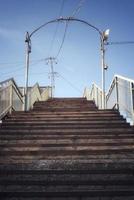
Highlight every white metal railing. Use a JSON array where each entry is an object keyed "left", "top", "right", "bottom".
[
  {"left": 106, "top": 75, "right": 134, "bottom": 125},
  {"left": 83, "top": 87, "right": 90, "bottom": 100},
  {"left": 84, "top": 83, "right": 102, "bottom": 109},
  {"left": 41, "top": 86, "right": 52, "bottom": 101},
  {"left": 28, "top": 83, "right": 51, "bottom": 110},
  {"left": 0, "top": 78, "right": 24, "bottom": 119},
  {"left": 0, "top": 78, "right": 51, "bottom": 119},
  {"left": 84, "top": 75, "right": 134, "bottom": 125}
]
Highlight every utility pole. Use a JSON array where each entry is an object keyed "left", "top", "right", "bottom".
[
  {"left": 25, "top": 32, "right": 31, "bottom": 111},
  {"left": 45, "top": 57, "right": 57, "bottom": 98}
]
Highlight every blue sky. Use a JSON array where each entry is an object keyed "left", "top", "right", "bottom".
[{"left": 0, "top": 0, "right": 134, "bottom": 97}]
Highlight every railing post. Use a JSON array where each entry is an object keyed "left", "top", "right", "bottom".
[
  {"left": 24, "top": 32, "right": 31, "bottom": 111},
  {"left": 130, "top": 82, "right": 134, "bottom": 125},
  {"left": 9, "top": 84, "right": 13, "bottom": 114},
  {"left": 101, "top": 36, "right": 106, "bottom": 109},
  {"left": 115, "top": 77, "right": 119, "bottom": 110}
]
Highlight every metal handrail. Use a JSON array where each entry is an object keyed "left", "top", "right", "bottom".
[
  {"left": 84, "top": 83, "right": 102, "bottom": 109},
  {"left": 0, "top": 78, "right": 24, "bottom": 119},
  {"left": 12, "top": 84, "right": 24, "bottom": 103},
  {"left": 106, "top": 74, "right": 134, "bottom": 125},
  {"left": 0, "top": 78, "right": 51, "bottom": 120},
  {"left": 0, "top": 78, "right": 14, "bottom": 86}
]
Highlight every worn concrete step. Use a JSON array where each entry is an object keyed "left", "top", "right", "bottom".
[
  {"left": 0, "top": 190, "right": 134, "bottom": 198},
  {"left": 35, "top": 99, "right": 94, "bottom": 103},
  {"left": 2, "top": 120, "right": 127, "bottom": 126},
  {"left": 32, "top": 108, "right": 98, "bottom": 112},
  {"left": 1, "top": 179, "right": 134, "bottom": 187},
  {"left": 1, "top": 142, "right": 134, "bottom": 150},
  {"left": 0, "top": 138, "right": 134, "bottom": 145},
  {"left": 2, "top": 147, "right": 134, "bottom": 157},
  {"left": 1, "top": 174, "right": 133, "bottom": 184},
  {"left": 10, "top": 111, "right": 120, "bottom": 116},
  {"left": 0, "top": 160, "right": 134, "bottom": 170},
  {"left": 33, "top": 105, "right": 97, "bottom": 109},
  {"left": 0, "top": 163, "right": 134, "bottom": 174},
  {"left": 0, "top": 183, "right": 134, "bottom": 192},
  {"left": 11, "top": 110, "right": 119, "bottom": 115},
  {"left": 45, "top": 103, "right": 93, "bottom": 106},
  {"left": 1, "top": 146, "right": 134, "bottom": 157},
  {"left": 1, "top": 135, "right": 134, "bottom": 141},
  {"left": 34, "top": 101, "right": 94, "bottom": 104},
  {"left": 1, "top": 125, "right": 130, "bottom": 131},
  {"left": 33, "top": 103, "right": 97, "bottom": 106},
  {"left": 46, "top": 97, "right": 87, "bottom": 101},
  {"left": 0, "top": 134, "right": 134, "bottom": 141},
  {"left": 0, "top": 127, "right": 133, "bottom": 134},
  {"left": 5, "top": 116, "right": 124, "bottom": 122},
  {"left": 4, "top": 113, "right": 124, "bottom": 120},
  {"left": 1, "top": 156, "right": 134, "bottom": 164},
  {"left": 8, "top": 112, "right": 121, "bottom": 118}
]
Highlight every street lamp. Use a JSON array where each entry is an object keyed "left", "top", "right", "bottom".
[
  {"left": 101, "top": 29, "right": 110, "bottom": 109},
  {"left": 24, "top": 17, "right": 110, "bottom": 110},
  {"left": 24, "top": 32, "right": 31, "bottom": 111}
]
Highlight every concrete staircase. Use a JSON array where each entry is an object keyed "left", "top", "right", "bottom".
[{"left": 0, "top": 97, "right": 134, "bottom": 199}]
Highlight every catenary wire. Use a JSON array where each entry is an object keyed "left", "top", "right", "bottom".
[
  {"left": 48, "top": 0, "right": 65, "bottom": 56},
  {"left": 106, "top": 41, "right": 134, "bottom": 45},
  {"left": 0, "top": 59, "right": 46, "bottom": 77},
  {"left": 72, "top": 0, "right": 86, "bottom": 17},
  {"left": 55, "top": 0, "right": 86, "bottom": 58},
  {"left": 55, "top": 21, "right": 69, "bottom": 58},
  {"left": 58, "top": 72, "right": 82, "bottom": 94}
]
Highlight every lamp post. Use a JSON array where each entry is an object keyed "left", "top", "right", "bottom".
[
  {"left": 24, "top": 17, "right": 110, "bottom": 111},
  {"left": 24, "top": 32, "right": 31, "bottom": 111},
  {"left": 101, "top": 29, "right": 110, "bottom": 109}
]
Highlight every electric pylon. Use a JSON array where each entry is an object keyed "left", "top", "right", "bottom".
[{"left": 45, "top": 57, "right": 58, "bottom": 97}]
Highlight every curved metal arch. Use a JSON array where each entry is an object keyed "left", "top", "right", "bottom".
[
  {"left": 29, "top": 17, "right": 103, "bottom": 38},
  {"left": 24, "top": 17, "right": 108, "bottom": 111}
]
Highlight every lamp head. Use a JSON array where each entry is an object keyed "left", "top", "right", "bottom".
[{"left": 103, "top": 29, "right": 110, "bottom": 41}]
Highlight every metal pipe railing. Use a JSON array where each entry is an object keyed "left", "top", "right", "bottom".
[
  {"left": 0, "top": 78, "right": 51, "bottom": 119},
  {"left": 0, "top": 79, "right": 24, "bottom": 119},
  {"left": 106, "top": 75, "right": 134, "bottom": 125},
  {"left": 84, "top": 75, "right": 134, "bottom": 125}
]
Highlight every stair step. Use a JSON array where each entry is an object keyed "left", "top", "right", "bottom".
[
  {"left": 1, "top": 147, "right": 134, "bottom": 156},
  {"left": 0, "top": 190, "right": 134, "bottom": 198},
  {"left": 0, "top": 138, "right": 134, "bottom": 145},
  {"left": 1, "top": 123, "right": 130, "bottom": 130},
  {"left": 2, "top": 120, "right": 126, "bottom": 125},
  {"left": 0, "top": 127, "right": 133, "bottom": 134},
  {"left": 5, "top": 116, "right": 124, "bottom": 121}
]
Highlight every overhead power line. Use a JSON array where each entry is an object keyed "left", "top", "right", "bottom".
[
  {"left": 55, "top": 0, "right": 86, "bottom": 58},
  {"left": 72, "top": 0, "right": 86, "bottom": 17},
  {"left": 58, "top": 72, "right": 82, "bottom": 94},
  {"left": 106, "top": 41, "right": 134, "bottom": 45},
  {"left": 48, "top": 0, "right": 65, "bottom": 56},
  {"left": 56, "top": 21, "right": 69, "bottom": 58},
  {"left": 1, "top": 67, "right": 24, "bottom": 77}
]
